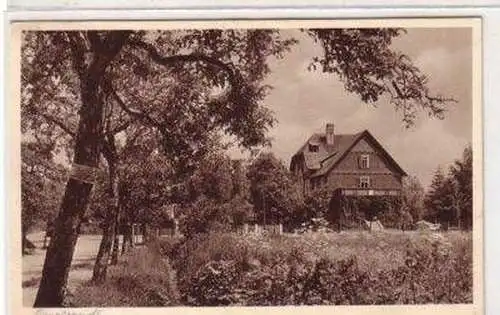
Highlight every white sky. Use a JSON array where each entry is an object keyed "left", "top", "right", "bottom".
[{"left": 228, "top": 28, "right": 472, "bottom": 189}]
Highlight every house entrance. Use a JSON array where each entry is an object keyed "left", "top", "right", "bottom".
[{"left": 328, "top": 188, "right": 402, "bottom": 231}]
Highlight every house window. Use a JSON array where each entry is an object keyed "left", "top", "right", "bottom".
[
  {"left": 359, "top": 176, "right": 370, "bottom": 188},
  {"left": 309, "top": 144, "right": 319, "bottom": 152},
  {"left": 360, "top": 154, "right": 370, "bottom": 169}
]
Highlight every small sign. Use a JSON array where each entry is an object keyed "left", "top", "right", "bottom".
[{"left": 69, "top": 163, "right": 99, "bottom": 184}]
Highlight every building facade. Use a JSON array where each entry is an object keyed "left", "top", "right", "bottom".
[{"left": 290, "top": 123, "right": 407, "bottom": 198}]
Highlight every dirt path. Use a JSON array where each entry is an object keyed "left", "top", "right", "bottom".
[{"left": 22, "top": 232, "right": 103, "bottom": 306}]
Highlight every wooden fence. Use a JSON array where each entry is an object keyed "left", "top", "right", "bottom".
[{"left": 236, "top": 223, "right": 283, "bottom": 235}]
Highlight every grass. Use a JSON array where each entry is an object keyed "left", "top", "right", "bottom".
[
  {"left": 71, "top": 229, "right": 473, "bottom": 306},
  {"left": 237, "top": 229, "right": 471, "bottom": 271},
  {"left": 71, "top": 245, "right": 179, "bottom": 307}
]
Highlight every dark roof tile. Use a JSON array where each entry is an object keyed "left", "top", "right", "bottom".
[{"left": 291, "top": 129, "right": 406, "bottom": 177}]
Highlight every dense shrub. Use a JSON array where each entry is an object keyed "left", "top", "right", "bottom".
[
  {"left": 76, "top": 231, "right": 471, "bottom": 306},
  {"left": 165, "top": 231, "right": 472, "bottom": 306},
  {"left": 296, "top": 188, "right": 331, "bottom": 226},
  {"left": 331, "top": 196, "right": 403, "bottom": 229},
  {"left": 169, "top": 233, "right": 249, "bottom": 295},
  {"left": 177, "top": 198, "right": 231, "bottom": 236}
]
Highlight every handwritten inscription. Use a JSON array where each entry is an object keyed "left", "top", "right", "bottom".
[{"left": 35, "top": 309, "right": 102, "bottom": 315}]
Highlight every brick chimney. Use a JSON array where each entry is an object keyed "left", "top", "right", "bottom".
[{"left": 326, "top": 123, "right": 335, "bottom": 146}]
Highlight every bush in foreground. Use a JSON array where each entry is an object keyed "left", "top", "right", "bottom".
[
  {"left": 72, "top": 231, "right": 472, "bottom": 306},
  {"left": 165, "top": 231, "right": 472, "bottom": 306}
]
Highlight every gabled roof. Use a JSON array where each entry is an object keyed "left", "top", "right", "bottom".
[
  {"left": 290, "top": 129, "right": 407, "bottom": 177},
  {"left": 291, "top": 133, "right": 359, "bottom": 169}
]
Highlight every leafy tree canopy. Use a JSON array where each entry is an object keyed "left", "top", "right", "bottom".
[
  {"left": 21, "top": 141, "right": 67, "bottom": 234},
  {"left": 402, "top": 175, "right": 425, "bottom": 222},
  {"left": 247, "top": 152, "right": 302, "bottom": 225},
  {"left": 22, "top": 28, "right": 453, "bottom": 166}
]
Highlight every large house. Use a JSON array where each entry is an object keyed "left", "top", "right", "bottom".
[{"left": 290, "top": 123, "right": 407, "bottom": 216}]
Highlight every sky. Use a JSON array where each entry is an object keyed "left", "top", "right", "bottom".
[{"left": 228, "top": 28, "right": 473, "bottom": 189}]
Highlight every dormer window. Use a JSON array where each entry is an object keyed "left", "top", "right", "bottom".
[
  {"left": 309, "top": 144, "right": 319, "bottom": 152},
  {"left": 359, "top": 176, "right": 370, "bottom": 188},
  {"left": 360, "top": 154, "right": 370, "bottom": 169}
]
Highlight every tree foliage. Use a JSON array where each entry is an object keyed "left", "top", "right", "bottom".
[
  {"left": 424, "top": 167, "right": 452, "bottom": 226},
  {"left": 401, "top": 175, "right": 425, "bottom": 223},
  {"left": 294, "top": 187, "right": 331, "bottom": 227},
  {"left": 186, "top": 151, "right": 234, "bottom": 203},
  {"left": 247, "top": 153, "right": 302, "bottom": 226},
  {"left": 21, "top": 141, "right": 66, "bottom": 255},
  {"left": 424, "top": 146, "right": 472, "bottom": 230},
  {"left": 449, "top": 145, "right": 473, "bottom": 229},
  {"left": 177, "top": 152, "right": 255, "bottom": 236},
  {"left": 116, "top": 128, "right": 175, "bottom": 228},
  {"left": 306, "top": 28, "right": 454, "bottom": 126},
  {"left": 21, "top": 142, "right": 66, "bottom": 234},
  {"left": 22, "top": 29, "right": 454, "bottom": 164}
]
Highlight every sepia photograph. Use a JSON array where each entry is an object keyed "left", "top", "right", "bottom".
[{"left": 10, "top": 18, "right": 481, "bottom": 313}]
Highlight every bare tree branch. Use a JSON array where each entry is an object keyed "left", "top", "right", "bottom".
[
  {"left": 104, "top": 77, "right": 173, "bottom": 135},
  {"left": 127, "top": 39, "right": 241, "bottom": 92},
  {"left": 111, "top": 89, "right": 163, "bottom": 129},
  {"left": 39, "top": 113, "right": 76, "bottom": 138},
  {"left": 112, "top": 38, "right": 247, "bottom": 133},
  {"left": 101, "top": 133, "right": 118, "bottom": 163}
]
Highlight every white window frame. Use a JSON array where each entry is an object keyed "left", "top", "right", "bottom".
[
  {"left": 360, "top": 154, "right": 370, "bottom": 169},
  {"left": 359, "top": 176, "right": 370, "bottom": 188}
]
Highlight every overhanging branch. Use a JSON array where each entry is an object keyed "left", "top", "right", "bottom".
[
  {"left": 106, "top": 119, "right": 132, "bottom": 136},
  {"left": 104, "top": 79, "right": 174, "bottom": 136},
  {"left": 40, "top": 113, "right": 76, "bottom": 138},
  {"left": 111, "top": 89, "right": 163, "bottom": 129},
  {"left": 127, "top": 39, "right": 241, "bottom": 97},
  {"left": 105, "top": 38, "right": 247, "bottom": 140}
]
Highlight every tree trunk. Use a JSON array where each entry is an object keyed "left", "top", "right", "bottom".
[
  {"left": 34, "top": 32, "right": 130, "bottom": 307},
  {"left": 34, "top": 180, "right": 95, "bottom": 307},
  {"left": 142, "top": 223, "right": 148, "bottom": 243},
  {"left": 92, "top": 141, "right": 119, "bottom": 283},
  {"left": 34, "top": 89, "right": 103, "bottom": 306},
  {"left": 456, "top": 200, "right": 462, "bottom": 230},
  {"left": 111, "top": 213, "right": 120, "bottom": 265},
  {"left": 121, "top": 223, "right": 133, "bottom": 255},
  {"left": 21, "top": 230, "right": 27, "bottom": 256},
  {"left": 92, "top": 213, "right": 116, "bottom": 283}
]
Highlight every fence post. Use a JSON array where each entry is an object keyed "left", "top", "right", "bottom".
[
  {"left": 131, "top": 224, "right": 136, "bottom": 248},
  {"left": 279, "top": 223, "right": 283, "bottom": 235}
]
